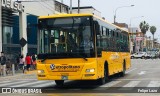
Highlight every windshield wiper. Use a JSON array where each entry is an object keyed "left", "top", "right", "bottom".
[
  {"left": 82, "top": 57, "right": 88, "bottom": 61},
  {"left": 41, "top": 58, "right": 47, "bottom": 62},
  {"left": 80, "top": 54, "right": 88, "bottom": 61},
  {"left": 73, "top": 52, "right": 88, "bottom": 61}
]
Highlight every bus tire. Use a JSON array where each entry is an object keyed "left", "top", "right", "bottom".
[
  {"left": 55, "top": 80, "right": 64, "bottom": 87},
  {"left": 131, "top": 56, "right": 134, "bottom": 59},
  {"left": 97, "top": 62, "right": 109, "bottom": 85},
  {"left": 141, "top": 56, "right": 145, "bottom": 59},
  {"left": 119, "top": 60, "right": 126, "bottom": 77}
]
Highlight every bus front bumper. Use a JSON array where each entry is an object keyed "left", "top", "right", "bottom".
[{"left": 37, "top": 73, "right": 98, "bottom": 80}]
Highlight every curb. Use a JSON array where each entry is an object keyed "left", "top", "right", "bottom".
[{"left": 24, "top": 70, "right": 37, "bottom": 74}]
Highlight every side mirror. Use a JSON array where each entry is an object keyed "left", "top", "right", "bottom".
[{"left": 94, "top": 21, "right": 100, "bottom": 35}]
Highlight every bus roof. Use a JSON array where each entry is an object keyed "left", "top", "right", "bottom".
[
  {"left": 39, "top": 13, "right": 129, "bottom": 33},
  {"left": 93, "top": 15, "right": 129, "bottom": 33},
  {"left": 39, "top": 13, "right": 93, "bottom": 19}
]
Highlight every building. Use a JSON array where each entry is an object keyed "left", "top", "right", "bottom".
[
  {"left": 129, "top": 27, "right": 141, "bottom": 53},
  {"left": 72, "top": 6, "right": 101, "bottom": 17},
  {"left": 145, "top": 36, "right": 152, "bottom": 50},
  {"left": 0, "top": 0, "right": 69, "bottom": 59},
  {"left": 114, "top": 23, "right": 128, "bottom": 31},
  {"left": 0, "top": 0, "right": 26, "bottom": 59},
  {"left": 20, "top": 0, "right": 69, "bottom": 16}
]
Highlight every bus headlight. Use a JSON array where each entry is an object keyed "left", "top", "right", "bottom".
[
  {"left": 86, "top": 69, "right": 95, "bottom": 72},
  {"left": 37, "top": 70, "right": 44, "bottom": 74}
]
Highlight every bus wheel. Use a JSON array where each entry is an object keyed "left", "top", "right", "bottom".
[
  {"left": 141, "top": 56, "right": 145, "bottom": 59},
  {"left": 119, "top": 61, "right": 126, "bottom": 77},
  {"left": 97, "top": 64, "right": 109, "bottom": 85},
  {"left": 131, "top": 56, "right": 134, "bottom": 59},
  {"left": 55, "top": 80, "right": 64, "bottom": 87}
]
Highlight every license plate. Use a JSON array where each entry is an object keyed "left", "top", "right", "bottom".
[{"left": 61, "top": 76, "right": 68, "bottom": 80}]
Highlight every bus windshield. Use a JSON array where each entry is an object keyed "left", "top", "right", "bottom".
[{"left": 38, "top": 16, "right": 95, "bottom": 59}]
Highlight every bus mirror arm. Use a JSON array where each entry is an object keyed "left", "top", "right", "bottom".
[{"left": 41, "top": 58, "right": 47, "bottom": 62}]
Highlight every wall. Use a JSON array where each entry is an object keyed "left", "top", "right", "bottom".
[
  {"left": 21, "top": 0, "right": 55, "bottom": 16},
  {"left": 72, "top": 7, "right": 101, "bottom": 17}
]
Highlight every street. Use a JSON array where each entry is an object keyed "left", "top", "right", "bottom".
[{"left": 0, "top": 59, "right": 160, "bottom": 96}]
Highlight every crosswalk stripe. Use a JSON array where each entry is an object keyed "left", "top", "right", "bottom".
[
  {"left": 147, "top": 81, "right": 160, "bottom": 87},
  {"left": 0, "top": 81, "right": 30, "bottom": 87},
  {"left": 33, "top": 82, "right": 55, "bottom": 87},
  {"left": 123, "top": 81, "right": 141, "bottom": 87},
  {"left": 0, "top": 81, "right": 13, "bottom": 84},
  {"left": 2, "top": 79, "right": 160, "bottom": 88},
  {"left": 100, "top": 81, "right": 121, "bottom": 87},
  {"left": 10, "top": 81, "right": 47, "bottom": 87},
  {"left": 126, "top": 68, "right": 137, "bottom": 74}
]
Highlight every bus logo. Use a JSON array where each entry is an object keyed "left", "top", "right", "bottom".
[{"left": 50, "top": 64, "right": 55, "bottom": 70}]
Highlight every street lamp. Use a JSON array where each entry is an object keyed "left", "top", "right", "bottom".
[
  {"left": 78, "top": 0, "right": 80, "bottom": 13},
  {"left": 70, "top": 0, "right": 80, "bottom": 14},
  {"left": 70, "top": 0, "right": 72, "bottom": 14},
  {"left": 114, "top": 5, "right": 134, "bottom": 23},
  {"left": 129, "top": 16, "right": 144, "bottom": 32}
]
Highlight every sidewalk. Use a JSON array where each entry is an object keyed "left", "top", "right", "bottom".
[
  {"left": 0, "top": 70, "right": 37, "bottom": 81},
  {"left": 0, "top": 69, "right": 23, "bottom": 77}
]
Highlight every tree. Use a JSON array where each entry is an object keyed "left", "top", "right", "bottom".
[
  {"left": 150, "top": 26, "right": 157, "bottom": 48},
  {"left": 139, "top": 21, "right": 149, "bottom": 51},
  {"left": 139, "top": 21, "right": 149, "bottom": 35}
]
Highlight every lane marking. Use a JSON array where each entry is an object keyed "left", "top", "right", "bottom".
[
  {"left": 0, "top": 81, "right": 13, "bottom": 84},
  {"left": 126, "top": 68, "right": 137, "bottom": 74},
  {"left": 0, "top": 81, "right": 29, "bottom": 87},
  {"left": 32, "top": 82, "right": 55, "bottom": 87},
  {"left": 118, "top": 78, "right": 160, "bottom": 81},
  {"left": 123, "top": 81, "right": 141, "bottom": 87},
  {"left": 147, "top": 81, "right": 160, "bottom": 87},
  {"left": 100, "top": 81, "right": 121, "bottom": 87},
  {"left": 138, "top": 71, "right": 146, "bottom": 75},
  {"left": 10, "top": 81, "right": 47, "bottom": 87}
]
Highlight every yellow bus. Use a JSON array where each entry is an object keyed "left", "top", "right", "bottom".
[{"left": 37, "top": 14, "right": 131, "bottom": 86}]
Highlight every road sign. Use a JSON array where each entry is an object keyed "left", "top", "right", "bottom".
[
  {"left": 19, "top": 37, "right": 27, "bottom": 47},
  {"left": 136, "top": 37, "right": 143, "bottom": 41}
]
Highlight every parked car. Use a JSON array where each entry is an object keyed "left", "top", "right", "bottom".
[
  {"left": 145, "top": 53, "right": 151, "bottom": 59},
  {"left": 150, "top": 52, "right": 159, "bottom": 59},
  {"left": 131, "top": 52, "right": 148, "bottom": 59}
]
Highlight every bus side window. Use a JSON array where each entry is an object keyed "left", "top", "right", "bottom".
[
  {"left": 94, "top": 21, "right": 100, "bottom": 46},
  {"left": 106, "top": 28, "right": 110, "bottom": 49},
  {"left": 59, "top": 35, "right": 65, "bottom": 43},
  {"left": 94, "top": 21, "right": 100, "bottom": 35}
]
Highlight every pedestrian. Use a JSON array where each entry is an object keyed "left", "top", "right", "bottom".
[
  {"left": 19, "top": 55, "right": 25, "bottom": 73},
  {"left": 32, "top": 54, "right": 36, "bottom": 70},
  {"left": 25, "top": 53, "right": 32, "bottom": 71},
  {"left": 15, "top": 54, "right": 20, "bottom": 71},
  {"left": 6, "top": 59, "right": 11, "bottom": 75},
  {"left": 0, "top": 52, "right": 7, "bottom": 76}
]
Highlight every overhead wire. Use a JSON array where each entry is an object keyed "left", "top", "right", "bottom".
[
  {"left": 17, "top": 0, "right": 54, "bottom": 13},
  {"left": 41, "top": 0, "right": 55, "bottom": 10},
  {"left": 36, "top": 0, "right": 54, "bottom": 13}
]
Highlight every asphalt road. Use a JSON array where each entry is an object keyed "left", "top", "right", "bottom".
[{"left": 1, "top": 59, "right": 160, "bottom": 96}]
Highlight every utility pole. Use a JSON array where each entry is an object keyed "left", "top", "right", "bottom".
[
  {"left": 114, "top": 5, "right": 134, "bottom": 23},
  {"left": 0, "top": 0, "right": 2, "bottom": 52},
  {"left": 70, "top": 0, "right": 72, "bottom": 14},
  {"left": 78, "top": 0, "right": 80, "bottom": 13},
  {"left": 61, "top": 0, "right": 63, "bottom": 3}
]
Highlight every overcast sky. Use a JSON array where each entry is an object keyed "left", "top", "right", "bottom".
[{"left": 57, "top": 0, "right": 160, "bottom": 41}]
